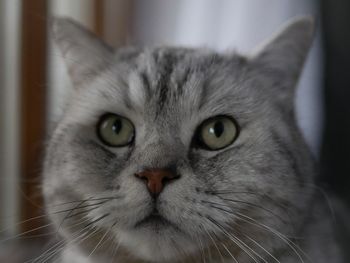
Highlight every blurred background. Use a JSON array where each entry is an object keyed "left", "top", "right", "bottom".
[{"left": 0, "top": 0, "right": 349, "bottom": 261}]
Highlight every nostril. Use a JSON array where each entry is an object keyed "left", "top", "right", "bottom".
[
  {"left": 135, "top": 173, "right": 147, "bottom": 180},
  {"left": 162, "top": 173, "right": 181, "bottom": 185},
  {"left": 161, "top": 176, "right": 170, "bottom": 185},
  {"left": 134, "top": 168, "right": 181, "bottom": 196},
  {"left": 173, "top": 174, "right": 181, "bottom": 180}
]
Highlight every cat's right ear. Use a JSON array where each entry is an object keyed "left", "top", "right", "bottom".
[
  {"left": 249, "top": 16, "right": 315, "bottom": 104},
  {"left": 51, "top": 17, "right": 113, "bottom": 88}
]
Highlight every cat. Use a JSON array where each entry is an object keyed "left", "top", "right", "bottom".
[{"left": 42, "top": 16, "right": 344, "bottom": 263}]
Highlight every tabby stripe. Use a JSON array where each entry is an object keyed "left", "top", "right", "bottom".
[{"left": 156, "top": 52, "right": 177, "bottom": 114}]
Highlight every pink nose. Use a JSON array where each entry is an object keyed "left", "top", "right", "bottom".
[{"left": 135, "top": 168, "right": 179, "bottom": 195}]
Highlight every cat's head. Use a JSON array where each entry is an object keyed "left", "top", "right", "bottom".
[{"left": 44, "top": 17, "right": 315, "bottom": 262}]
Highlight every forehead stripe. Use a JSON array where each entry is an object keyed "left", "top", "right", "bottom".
[{"left": 156, "top": 52, "right": 177, "bottom": 115}]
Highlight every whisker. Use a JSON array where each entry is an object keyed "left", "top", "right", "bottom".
[
  {"left": 54, "top": 198, "right": 112, "bottom": 238},
  {"left": 235, "top": 211, "right": 311, "bottom": 263},
  {"left": 41, "top": 227, "right": 101, "bottom": 263},
  {"left": 21, "top": 219, "right": 106, "bottom": 243},
  {"left": 51, "top": 196, "right": 121, "bottom": 207},
  {"left": 202, "top": 199, "right": 285, "bottom": 224},
  {"left": 87, "top": 219, "right": 118, "bottom": 258},
  {"left": 0, "top": 222, "right": 54, "bottom": 245},
  {"left": 207, "top": 190, "right": 298, "bottom": 222},
  {"left": 109, "top": 238, "right": 121, "bottom": 263},
  {"left": 210, "top": 183, "right": 335, "bottom": 222},
  {"left": 207, "top": 201, "right": 307, "bottom": 262},
  {"left": 194, "top": 232, "right": 206, "bottom": 263},
  {"left": 55, "top": 198, "right": 92, "bottom": 236},
  {"left": 0, "top": 197, "right": 115, "bottom": 237},
  {"left": 222, "top": 198, "right": 285, "bottom": 221},
  {"left": 206, "top": 191, "right": 304, "bottom": 238},
  {"left": 221, "top": 243, "right": 238, "bottom": 263},
  {"left": 65, "top": 204, "right": 104, "bottom": 219},
  {"left": 228, "top": 233, "right": 268, "bottom": 263},
  {"left": 202, "top": 226, "right": 225, "bottom": 263},
  {"left": 26, "top": 216, "right": 97, "bottom": 263},
  {"left": 0, "top": 214, "right": 50, "bottom": 236},
  {"left": 206, "top": 217, "right": 259, "bottom": 263},
  {"left": 31, "top": 214, "right": 110, "bottom": 263},
  {"left": 29, "top": 237, "right": 67, "bottom": 263},
  {"left": 240, "top": 232, "right": 280, "bottom": 263},
  {"left": 205, "top": 234, "right": 213, "bottom": 263},
  {"left": 202, "top": 204, "right": 273, "bottom": 263}
]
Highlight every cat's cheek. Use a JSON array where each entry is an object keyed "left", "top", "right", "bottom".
[{"left": 105, "top": 171, "right": 154, "bottom": 224}]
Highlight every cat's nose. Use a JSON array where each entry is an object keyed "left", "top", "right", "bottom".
[{"left": 135, "top": 168, "right": 180, "bottom": 197}]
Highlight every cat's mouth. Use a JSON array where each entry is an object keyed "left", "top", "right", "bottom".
[{"left": 134, "top": 208, "right": 177, "bottom": 231}]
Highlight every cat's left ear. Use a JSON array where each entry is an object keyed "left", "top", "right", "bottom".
[
  {"left": 250, "top": 16, "right": 315, "bottom": 96},
  {"left": 52, "top": 17, "right": 113, "bottom": 88}
]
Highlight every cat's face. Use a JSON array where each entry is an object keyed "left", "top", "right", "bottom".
[{"left": 44, "top": 18, "right": 315, "bottom": 262}]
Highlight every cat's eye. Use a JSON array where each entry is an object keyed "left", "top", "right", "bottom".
[
  {"left": 196, "top": 116, "right": 238, "bottom": 150},
  {"left": 97, "top": 114, "right": 135, "bottom": 147}
]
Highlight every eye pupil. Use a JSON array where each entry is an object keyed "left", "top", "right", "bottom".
[
  {"left": 98, "top": 114, "right": 135, "bottom": 147},
  {"left": 196, "top": 116, "right": 238, "bottom": 151},
  {"left": 213, "top": 121, "right": 224, "bottom": 137},
  {"left": 112, "top": 119, "right": 122, "bottom": 134}
]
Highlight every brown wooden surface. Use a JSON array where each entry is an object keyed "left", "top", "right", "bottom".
[
  {"left": 20, "top": 0, "right": 48, "bottom": 233},
  {"left": 94, "top": 0, "right": 105, "bottom": 38}
]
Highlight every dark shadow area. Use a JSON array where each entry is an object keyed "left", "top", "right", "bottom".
[{"left": 320, "top": 0, "right": 350, "bottom": 256}]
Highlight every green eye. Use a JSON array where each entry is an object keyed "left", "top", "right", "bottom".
[
  {"left": 197, "top": 116, "right": 238, "bottom": 150},
  {"left": 97, "top": 114, "right": 135, "bottom": 147}
]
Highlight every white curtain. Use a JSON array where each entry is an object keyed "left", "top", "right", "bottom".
[
  {"left": 0, "top": 0, "right": 21, "bottom": 235},
  {"left": 132, "top": 0, "right": 323, "bottom": 157}
]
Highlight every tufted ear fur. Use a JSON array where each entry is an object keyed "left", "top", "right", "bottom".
[
  {"left": 51, "top": 17, "right": 113, "bottom": 88},
  {"left": 251, "top": 16, "right": 315, "bottom": 102}
]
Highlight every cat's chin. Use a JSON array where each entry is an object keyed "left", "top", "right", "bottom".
[{"left": 117, "top": 221, "right": 197, "bottom": 262}]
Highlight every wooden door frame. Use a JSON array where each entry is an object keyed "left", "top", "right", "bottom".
[{"left": 20, "top": 0, "right": 48, "bottom": 233}]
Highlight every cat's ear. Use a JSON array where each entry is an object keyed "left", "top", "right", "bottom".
[
  {"left": 51, "top": 17, "right": 113, "bottom": 87},
  {"left": 251, "top": 16, "right": 315, "bottom": 96}
]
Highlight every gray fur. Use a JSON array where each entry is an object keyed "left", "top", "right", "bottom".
[{"left": 43, "top": 17, "right": 344, "bottom": 262}]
